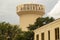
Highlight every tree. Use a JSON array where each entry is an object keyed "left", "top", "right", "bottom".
[
  {"left": 24, "top": 31, "right": 34, "bottom": 40},
  {"left": 15, "top": 31, "right": 34, "bottom": 40},
  {"left": 28, "top": 17, "right": 55, "bottom": 30},
  {"left": 0, "top": 17, "right": 54, "bottom": 40},
  {"left": 0, "top": 22, "right": 34, "bottom": 40},
  {"left": 0, "top": 22, "right": 22, "bottom": 40}
]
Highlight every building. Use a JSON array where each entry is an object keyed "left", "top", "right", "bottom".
[
  {"left": 16, "top": 4, "right": 45, "bottom": 31},
  {"left": 34, "top": 18, "right": 60, "bottom": 40}
]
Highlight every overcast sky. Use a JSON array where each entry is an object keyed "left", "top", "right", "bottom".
[
  {"left": 0, "top": 0, "right": 59, "bottom": 24},
  {"left": 47, "top": 0, "right": 60, "bottom": 19}
]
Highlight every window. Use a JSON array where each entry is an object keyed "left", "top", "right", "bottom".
[
  {"left": 27, "top": 7, "right": 29, "bottom": 10},
  {"left": 55, "top": 28, "right": 59, "bottom": 40},
  {"left": 48, "top": 31, "right": 50, "bottom": 40},
  {"left": 41, "top": 33, "right": 44, "bottom": 40},
  {"left": 33, "top": 7, "right": 35, "bottom": 10},
  {"left": 36, "top": 34, "right": 39, "bottom": 40},
  {"left": 39, "top": 7, "right": 41, "bottom": 10},
  {"left": 41, "top": 8, "right": 43, "bottom": 10}
]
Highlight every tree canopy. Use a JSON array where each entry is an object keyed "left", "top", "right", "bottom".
[
  {"left": 0, "top": 22, "right": 34, "bottom": 40},
  {"left": 0, "top": 22, "right": 21, "bottom": 40},
  {"left": 28, "top": 17, "right": 55, "bottom": 30},
  {"left": 0, "top": 17, "right": 55, "bottom": 40},
  {"left": 15, "top": 31, "right": 34, "bottom": 40}
]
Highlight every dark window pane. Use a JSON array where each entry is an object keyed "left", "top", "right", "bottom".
[
  {"left": 48, "top": 31, "right": 50, "bottom": 40},
  {"left": 55, "top": 28, "right": 59, "bottom": 40},
  {"left": 41, "top": 33, "right": 44, "bottom": 40},
  {"left": 36, "top": 34, "right": 39, "bottom": 40}
]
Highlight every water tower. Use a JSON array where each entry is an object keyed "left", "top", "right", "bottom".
[{"left": 16, "top": 4, "right": 45, "bottom": 31}]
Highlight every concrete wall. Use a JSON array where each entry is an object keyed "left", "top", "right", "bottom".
[{"left": 16, "top": 4, "right": 45, "bottom": 31}]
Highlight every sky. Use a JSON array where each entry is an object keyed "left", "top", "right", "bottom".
[
  {"left": 47, "top": 0, "right": 60, "bottom": 19},
  {"left": 0, "top": 0, "right": 59, "bottom": 24}
]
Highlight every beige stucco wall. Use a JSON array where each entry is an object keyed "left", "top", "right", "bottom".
[
  {"left": 20, "top": 14, "right": 41, "bottom": 31},
  {"left": 34, "top": 19, "right": 60, "bottom": 40},
  {"left": 19, "top": 11, "right": 44, "bottom": 31}
]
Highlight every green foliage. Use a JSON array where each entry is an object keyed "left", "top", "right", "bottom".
[
  {"left": 0, "top": 22, "right": 21, "bottom": 40},
  {"left": 15, "top": 31, "right": 34, "bottom": 40},
  {"left": 24, "top": 31, "right": 34, "bottom": 40},
  {"left": 28, "top": 17, "right": 55, "bottom": 30},
  {"left": 28, "top": 24, "right": 37, "bottom": 30},
  {"left": 0, "top": 22, "right": 34, "bottom": 40}
]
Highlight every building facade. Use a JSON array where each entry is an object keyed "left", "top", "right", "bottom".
[
  {"left": 34, "top": 19, "right": 60, "bottom": 40},
  {"left": 16, "top": 4, "right": 45, "bottom": 31}
]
